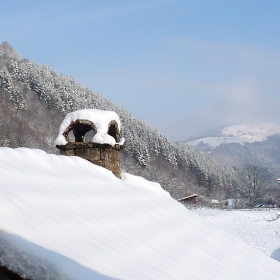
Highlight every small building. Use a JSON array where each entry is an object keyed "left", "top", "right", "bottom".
[
  {"left": 178, "top": 194, "right": 198, "bottom": 204},
  {"left": 55, "top": 109, "right": 125, "bottom": 178}
]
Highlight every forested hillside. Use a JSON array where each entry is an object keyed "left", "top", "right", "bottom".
[{"left": 0, "top": 41, "right": 237, "bottom": 200}]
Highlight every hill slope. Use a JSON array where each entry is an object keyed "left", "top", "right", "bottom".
[
  {"left": 0, "top": 41, "right": 238, "bottom": 199},
  {"left": 186, "top": 122, "right": 280, "bottom": 176},
  {"left": 1, "top": 147, "right": 280, "bottom": 279}
]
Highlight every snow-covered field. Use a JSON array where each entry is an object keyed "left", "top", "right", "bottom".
[
  {"left": 193, "top": 208, "right": 280, "bottom": 257},
  {"left": 1, "top": 147, "right": 280, "bottom": 279}
]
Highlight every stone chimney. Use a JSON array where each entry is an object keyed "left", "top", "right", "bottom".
[{"left": 55, "top": 109, "right": 124, "bottom": 178}]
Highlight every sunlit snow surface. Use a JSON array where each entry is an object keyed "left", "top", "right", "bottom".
[
  {"left": 1, "top": 148, "right": 280, "bottom": 279},
  {"left": 188, "top": 123, "right": 280, "bottom": 148},
  {"left": 193, "top": 209, "right": 280, "bottom": 256}
]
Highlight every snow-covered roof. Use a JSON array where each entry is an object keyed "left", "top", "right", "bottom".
[
  {"left": 178, "top": 194, "right": 198, "bottom": 201},
  {"left": 1, "top": 147, "right": 280, "bottom": 280},
  {"left": 54, "top": 109, "right": 125, "bottom": 146}
]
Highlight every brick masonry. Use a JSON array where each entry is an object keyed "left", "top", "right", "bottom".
[{"left": 56, "top": 142, "right": 122, "bottom": 178}]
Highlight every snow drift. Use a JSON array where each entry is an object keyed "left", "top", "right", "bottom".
[{"left": 0, "top": 147, "right": 280, "bottom": 279}]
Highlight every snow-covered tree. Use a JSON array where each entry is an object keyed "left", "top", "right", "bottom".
[{"left": 237, "top": 164, "right": 272, "bottom": 207}]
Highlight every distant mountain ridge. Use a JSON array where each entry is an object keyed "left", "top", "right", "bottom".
[
  {"left": 187, "top": 123, "right": 280, "bottom": 148},
  {"left": 185, "top": 123, "right": 280, "bottom": 175}
]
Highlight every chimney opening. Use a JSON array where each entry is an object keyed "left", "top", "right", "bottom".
[
  {"left": 63, "top": 120, "right": 96, "bottom": 143},
  {"left": 108, "top": 121, "right": 120, "bottom": 142}
]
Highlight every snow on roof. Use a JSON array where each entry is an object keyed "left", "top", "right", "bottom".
[
  {"left": 1, "top": 147, "right": 280, "bottom": 280},
  {"left": 178, "top": 194, "right": 198, "bottom": 201},
  {"left": 54, "top": 109, "right": 124, "bottom": 146}
]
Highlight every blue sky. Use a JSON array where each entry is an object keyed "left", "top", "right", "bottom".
[{"left": 1, "top": 0, "right": 280, "bottom": 140}]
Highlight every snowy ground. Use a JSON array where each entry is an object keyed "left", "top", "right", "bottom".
[
  {"left": 193, "top": 208, "right": 280, "bottom": 257},
  {"left": 1, "top": 147, "right": 280, "bottom": 279}
]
